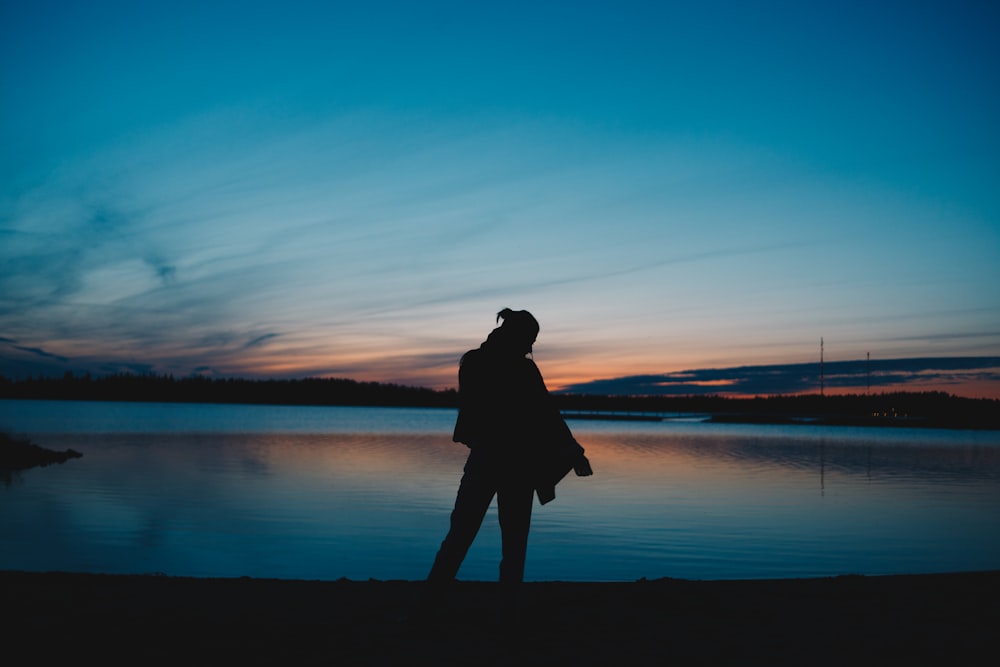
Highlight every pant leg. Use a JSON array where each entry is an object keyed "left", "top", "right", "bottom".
[
  {"left": 427, "top": 469, "right": 496, "bottom": 583},
  {"left": 497, "top": 484, "right": 534, "bottom": 584}
]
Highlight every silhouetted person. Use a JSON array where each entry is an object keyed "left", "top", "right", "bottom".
[{"left": 428, "top": 308, "right": 592, "bottom": 586}]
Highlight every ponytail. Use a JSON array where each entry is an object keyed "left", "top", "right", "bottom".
[{"left": 496, "top": 307, "right": 516, "bottom": 324}]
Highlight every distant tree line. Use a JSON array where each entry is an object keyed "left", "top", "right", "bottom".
[
  {"left": 0, "top": 372, "right": 458, "bottom": 408},
  {"left": 555, "top": 391, "right": 1000, "bottom": 429},
  {"left": 1, "top": 372, "right": 997, "bottom": 429}
]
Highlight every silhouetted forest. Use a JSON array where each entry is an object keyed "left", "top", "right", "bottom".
[
  {"left": 0, "top": 372, "right": 457, "bottom": 407},
  {"left": 1, "top": 372, "right": 998, "bottom": 429},
  {"left": 557, "top": 390, "right": 1000, "bottom": 430}
]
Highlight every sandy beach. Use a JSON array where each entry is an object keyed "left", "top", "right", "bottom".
[{"left": 4, "top": 570, "right": 996, "bottom": 665}]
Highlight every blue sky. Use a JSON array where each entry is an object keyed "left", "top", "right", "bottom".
[{"left": 2, "top": 0, "right": 998, "bottom": 397}]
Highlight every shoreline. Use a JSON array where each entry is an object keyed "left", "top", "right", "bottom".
[
  {"left": 5, "top": 569, "right": 997, "bottom": 664},
  {"left": 4, "top": 389, "right": 999, "bottom": 431}
]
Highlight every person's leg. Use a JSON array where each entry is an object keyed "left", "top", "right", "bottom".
[
  {"left": 497, "top": 484, "right": 534, "bottom": 584},
  {"left": 427, "top": 470, "right": 496, "bottom": 583}
]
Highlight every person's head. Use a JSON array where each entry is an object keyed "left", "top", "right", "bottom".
[{"left": 484, "top": 308, "right": 539, "bottom": 356}]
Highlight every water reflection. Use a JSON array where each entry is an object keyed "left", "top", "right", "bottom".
[{"left": 1, "top": 401, "right": 999, "bottom": 581}]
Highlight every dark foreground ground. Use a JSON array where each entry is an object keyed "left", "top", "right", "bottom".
[{"left": 3, "top": 570, "right": 997, "bottom": 666}]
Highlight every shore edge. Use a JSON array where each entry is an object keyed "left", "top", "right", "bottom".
[{"left": 4, "top": 569, "right": 997, "bottom": 664}]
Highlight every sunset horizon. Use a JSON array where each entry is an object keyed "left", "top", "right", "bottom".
[{"left": 3, "top": 342, "right": 998, "bottom": 400}]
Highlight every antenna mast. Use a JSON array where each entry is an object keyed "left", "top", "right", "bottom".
[
  {"left": 867, "top": 352, "right": 871, "bottom": 395},
  {"left": 820, "top": 337, "right": 825, "bottom": 397}
]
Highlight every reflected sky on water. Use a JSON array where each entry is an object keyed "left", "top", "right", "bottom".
[{"left": 2, "top": 400, "right": 999, "bottom": 581}]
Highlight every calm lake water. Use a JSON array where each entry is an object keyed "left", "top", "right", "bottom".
[{"left": 2, "top": 399, "right": 999, "bottom": 581}]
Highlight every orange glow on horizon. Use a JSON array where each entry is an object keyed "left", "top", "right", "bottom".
[{"left": 215, "top": 347, "right": 1000, "bottom": 401}]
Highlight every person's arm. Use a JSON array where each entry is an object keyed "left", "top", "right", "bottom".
[{"left": 527, "top": 359, "right": 593, "bottom": 476}]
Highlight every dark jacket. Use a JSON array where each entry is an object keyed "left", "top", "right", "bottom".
[{"left": 452, "top": 346, "right": 583, "bottom": 504}]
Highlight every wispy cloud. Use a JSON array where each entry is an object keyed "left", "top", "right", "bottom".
[
  {"left": 245, "top": 333, "right": 281, "bottom": 349},
  {"left": 0, "top": 337, "right": 69, "bottom": 362}
]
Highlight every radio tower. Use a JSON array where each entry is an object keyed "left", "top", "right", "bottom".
[
  {"left": 820, "top": 337, "right": 825, "bottom": 397},
  {"left": 867, "top": 352, "right": 871, "bottom": 395}
]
